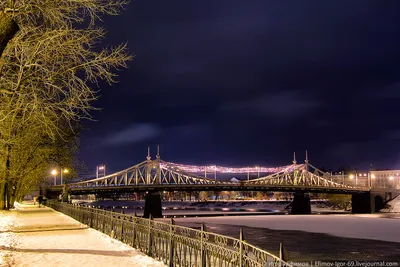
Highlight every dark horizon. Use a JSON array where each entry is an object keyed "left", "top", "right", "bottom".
[{"left": 78, "top": 1, "right": 400, "bottom": 175}]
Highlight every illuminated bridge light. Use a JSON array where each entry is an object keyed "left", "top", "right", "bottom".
[{"left": 161, "top": 162, "right": 293, "bottom": 174}]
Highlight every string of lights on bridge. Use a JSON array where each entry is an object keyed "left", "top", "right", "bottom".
[
  {"left": 161, "top": 162, "right": 292, "bottom": 174},
  {"left": 92, "top": 146, "right": 400, "bottom": 182}
]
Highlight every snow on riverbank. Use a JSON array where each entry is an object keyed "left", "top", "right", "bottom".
[
  {"left": 0, "top": 203, "right": 166, "bottom": 267},
  {"left": 381, "top": 195, "right": 400, "bottom": 213},
  {"left": 0, "top": 211, "right": 16, "bottom": 267},
  {"left": 170, "top": 214, "right": 400, "bottom": 243},
  {"left": 7, "top": 228, "right": 167, "bottom": 267}
]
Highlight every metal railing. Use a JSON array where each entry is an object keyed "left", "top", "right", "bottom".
[{"left": 46, "top": 201, "right": 292, "bottom": 267}]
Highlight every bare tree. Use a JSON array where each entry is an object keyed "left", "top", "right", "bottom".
[
  {"left": 199, "top": 191, "right": 209, "bottom": 201},
  {"left": 0, "top": 10, "right": 19, "bottom": 58},
  {"left": 0, "top": 0, "right": 132, "bottom": 209}
]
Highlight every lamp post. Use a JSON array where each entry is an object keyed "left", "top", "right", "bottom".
[
  {"left": 370, "top": 173, "right": 375, "bottom": 189},
  {"left": 97, "top": 165, "right": 106, "bottom": 179},
  {"left": 51, "top": 168, "right": 69, "bottom": 185},
  {"left": 51, "top": 169, "right": 57, "bottom": 186},
  {"left": 60, "top": 168, "right": 69, "bottom": 185},
  {"left": 349, "top": 174, "right": 354, "bottom": 186},
  {"left": 355, "top": 172, "right": 358, "bottom": 186}
]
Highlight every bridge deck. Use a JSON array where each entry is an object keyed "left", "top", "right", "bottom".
[{"left": 49, "top": 184, "right": 369, "bottom": 195}]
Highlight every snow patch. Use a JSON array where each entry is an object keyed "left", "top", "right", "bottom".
[
  {"left": 381, "top": 195, "right": 400, "bottom": 213},
  {"left": 0, "top": 211, "right": 15, "bottom": 231},
  {"left": 0, "top": 211, "right": 17, "bottom": 267},
  {"left": 1, "top": 203, "right": 166, "bottom": 267}
]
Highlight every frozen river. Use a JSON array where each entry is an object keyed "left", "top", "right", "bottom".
[
  {"left": 162, "top": 214, "right": 400, "bottom": 262},
  {"left": 76, "top": 199, "right": 347, "bottom": 217},
  {"left": 75, "top": 199, "right": 400, "bottom": 261}
]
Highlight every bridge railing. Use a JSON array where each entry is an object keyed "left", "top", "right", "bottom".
[{"left": 46, "top": 201, "right": 292, "bottom": 267}]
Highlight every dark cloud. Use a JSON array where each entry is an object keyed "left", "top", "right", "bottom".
[
  {"left": 380, "top": 83, "right": 400, "bottom": 99},
  {"left": 78, "top": 0, "right": 400, "bottom": 174},
  {"left": 220, "top": 91, "right": 321, "bottom": 118},
  {"left": 103, "top": 123, "right": 161, "bottom": 146}
]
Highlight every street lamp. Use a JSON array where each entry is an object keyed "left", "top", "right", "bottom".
[
  {"left": 370, "top": 173, "right": 375, "bottom": 189},
  {"left": 97, "top": 165, "right": 106, "bottom": 178},
  {"left": 61, "top": 168, "right": 69, "bottom": 185},
  {"left": 51, "top": 169, "right": 57, "bottom": 186},
  {"left": 51, "top": 168, "right": 69, "bottom": 185}
]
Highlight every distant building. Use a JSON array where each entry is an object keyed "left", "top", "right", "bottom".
[
  {"left": 370, "top": 170, "right": 400, "bottom": 188},
  {"left": 330, "top": 172, "right": 369, "bottom": 187},
  {"left": 329, "top": 170, "right": 400, "bottom": 189}
]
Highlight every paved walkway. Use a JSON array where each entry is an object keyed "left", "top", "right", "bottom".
[{"left": 0, "top": 202, "right": 166, "bottom": 267}]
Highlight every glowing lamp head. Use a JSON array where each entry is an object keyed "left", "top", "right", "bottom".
[
  {"left": 51, "top": 170, "right": 57, "bottom": 175},
  {"left": 98, "top": 166, "right": 105, "bottom": 170},
  {"left": 371, "top": 174, "right": 375, "bottom": 179},
  {"left": 63, "top": 169, "right": 69, "bottom": 173},
  {"left": 389, "top": 176, "right": 394, "bottom": 180},
  {"left": 349, "top": 174, "right": 354, "bottom": 179}
]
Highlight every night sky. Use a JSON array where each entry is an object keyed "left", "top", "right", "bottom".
[{"left": 79, "top": 0, "right": 400, "bottom": 175}]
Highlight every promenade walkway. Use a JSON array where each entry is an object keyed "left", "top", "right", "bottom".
[{"left": 0, "top": 202, "right": 166, "bottom": 267}]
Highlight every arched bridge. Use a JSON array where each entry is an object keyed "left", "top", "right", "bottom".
[
  {"left": 45, "top": 149, "right": 399, "bottom": 214},
  {"left": 52, "top": 151, "right": 369, "bottom": 195}
]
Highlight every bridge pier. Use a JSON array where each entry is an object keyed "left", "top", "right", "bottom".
[
  {"left": 290, "top": 192, "right": 311, "bottom": 214},
  {"left": 351, "top": 191, "right": 397, "bottom": 213},
  {"left": 42, "top": 187, "right": 59, "bottom": 200},
  {"left": 352, "top": 192, "right": 374, "bottom": 213},
  {"left": 143, "top": 192, "right": 163, "bottom": 218}
]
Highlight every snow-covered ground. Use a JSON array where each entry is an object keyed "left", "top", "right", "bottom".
[
  {"left": 168, "top": 214, "right": 400, "bottom": 243},
  {"left": 381, "top": 194, "right": 400, "bottom": 213},
  {"left": 0, "top": 202, "right": 166, "bottom": 267},
  {"left": 0, "top": 211, "right": 16, "bottom": 267}
]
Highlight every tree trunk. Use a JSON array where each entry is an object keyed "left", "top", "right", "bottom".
[
  {"left": 0, "top": 12, "right": 19, "bottom": 58},
  {"left": 9, "top": 193, "right": 15, "bottom": 209},
  {"left": 2, "top": 182, "right": 8, "bottom": 209},
  {"left": 2, "top": 144, "right": 12, "bottom": 210},
  {"left": 0, "top": 12, "right": 19, "bottom": 208},
  {"left": 7, "top": 179, "right": 14, "bottom": 209},
  {"left": 0, "top": 183, "right": 5, "bottom": 209}
]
